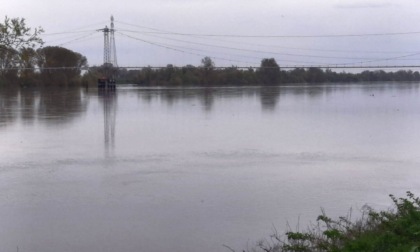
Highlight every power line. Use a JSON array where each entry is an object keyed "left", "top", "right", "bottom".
[
  {"left": 117, "top": 24, "right": 418, "bottom": 63},
  {"left": 117, "top": 31, "right": 259, "bottom": 65},
  {"left": 185, "top": 36, "right": 417, "bottom": 55},
  {"left": 43, "top": 20, "right": 109, "bottom": 36},
  {"left": 133, "top": 34, "right": 328, "bottom": 65},
  {"left": 114, "top": 20, "right": 173, "bottom": 34},
  {"left": 122, "top": 31, "right": 314, "bottom": 64},
  {"left": 116, "top": 21, "right": 420, "bottom": 55},
  {"left": 331, "top": 52, "right": 420, "bottom": 67},
  {"left": 56, "top": 32, "right": 99, "bottom": 47},
  {"left": 122, "top": 30, "right": 382, "bottom": 61},
  {"left": 140, "top": 31, "right": 420, "bottom": 38},
  {"left": 114, "top": 19, "right": 420, "bottom": 67},
  {"left": 114, "top": 20, "right": 420, "bottom": 38},
  {"left": 117, "top": 24, "right": 420, "bottom": 67},
  {"left": 42, "top": 30, "right": 97, "bottom": 36}
]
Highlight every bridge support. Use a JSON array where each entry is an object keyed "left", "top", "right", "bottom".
[{"left": 98, "top": 77, "right": 116, "bottom": 89}]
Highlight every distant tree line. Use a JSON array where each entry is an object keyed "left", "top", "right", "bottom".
[
  {"left": 116, "top": 57, "right": 420, "bottom": 86},
  {"left": 2, "top": 17, "right": 420, "bottom": 88}
]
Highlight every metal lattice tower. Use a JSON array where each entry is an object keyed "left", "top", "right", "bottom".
[
  {"left": 102, "top": 26, "right": 110, "bottom": 65},
  {"left": 110, "top": 16, "right": 118, "bottom": 67},
  {"left": 99, "top": 16, "right": 118, "bottom": 67}
]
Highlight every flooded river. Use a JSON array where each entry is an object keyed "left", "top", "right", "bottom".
[{"left": 1, "top": 83, "right": 420, "bottom": 252}]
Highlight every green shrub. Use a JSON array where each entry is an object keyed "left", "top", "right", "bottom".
[{"left": 248, "top": 191, "right": 420, "bottom": 252}]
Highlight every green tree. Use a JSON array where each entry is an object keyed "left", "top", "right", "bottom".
[
  {"left": 81, "top": 66, "right": 103, "bottom": 87},
  {"left": 182, "top": 65, "right": 199, "bottom": 85},
  {"left": 19, "top": 47, "right": 38, "bottom": 84},
  {"left": 0, "top": 16, "right": 43, "bottom": 49},
  {"left": 306, "top": 67, "right": 326, "bottom": 83},
  {"left": 289, "top": 68, "right": 306, "bottom": 83},
  {"left": 201, "top": 56, "right": 215, "bottom": 70},
  {"left": 0, "top": 47, "right": 19, "bottom": 83},
  {"left": 200, "top": 57, "right": 215, "bottom": 85},
  {"left": 37, "top": 46, "right": 87, "bottom": 85},
  {"left": 258, "top": 58, "right": 281, "bottom": 84},
  {"left": 0, "top": 16, "right": 44, "bottom": 84}
]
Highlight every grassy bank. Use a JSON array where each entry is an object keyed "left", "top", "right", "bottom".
[{"left": 246, "top": 192, "right": 420, "bottom": 252}]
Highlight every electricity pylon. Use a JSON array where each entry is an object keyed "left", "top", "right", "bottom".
[
  {"left": 97, "top": 16, "right": 118, "bottom": 88},
  {"left": 99, "top": 15, "right": 118, "bottom": 67},
  {"left": 110, "top": 16, "right": 117, "bottom": 67}
]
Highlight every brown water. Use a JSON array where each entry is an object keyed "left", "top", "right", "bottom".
[{"left": 1, "top": 83, "right": 420, "bottom": 252}]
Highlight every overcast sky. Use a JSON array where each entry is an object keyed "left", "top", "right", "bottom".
[{"left": 3, "top": 0, "right": 420, "bottom": 68}]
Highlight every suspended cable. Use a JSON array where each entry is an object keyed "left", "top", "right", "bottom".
[
  {"left": 140, "top": 31, "right": 420, "bottom": 38},
  {"left": 117, "top": 31, "right": 259, "bottom": 65},
  {"left": 56, "top": 32, "right": 100, "bottom": 47},
  {"left": 117, "top": 30, "right": 420, "bottom": 56},
  {"left": 114, "top": 20, "right": 420, "bottom": 38},
  {"left": 63, "top": 20, "right": 109, "bottom": 32},
  {"left": 115, "top": 20, "right": 173, "bottom": 33},
  {"left": 42, "top": 30, "right": 98, "bottom": 36},
  {"left": 186, "top": 36, "right": 418, "bottom": 55},
  {"left": 118, "top": 28, "right": 419, "bottom": 56},
  {"left": 124, "top": 30, "right": 381, "bottom": 61},
  {"left": 44, "top": 31, "right": 101, "bottom": 45},
  {"left": 116, "top": 21, "right": 420, "bottom": 55},
  {"left": 43, "top": 20, "right": 109, "bottom": 36},
  {"left": 128, "top": 34, "right": 324, "bottom": 65},
  {"left": 328, "top": 52, "right": 420, "bottom": 67}
]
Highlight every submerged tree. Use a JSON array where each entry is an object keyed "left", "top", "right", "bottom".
[
  {"left": 200, "top": 56, "right": 216, "bottom": 85},
  {"left": 37, "top": 46, "right": 87, "bottom": 85},
  {"left": 258, "top": 58, "right": 281, "bottom": 84},
  {"left": 0, "top": 46, "right": 19, "bottom": 82},
  {"left": 19, "top": 47, "right": 38, "bottom": 84}
]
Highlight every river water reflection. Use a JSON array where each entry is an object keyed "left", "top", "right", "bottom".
[{"left": 1, "top": 83, "right": 420, "bottom": 252}]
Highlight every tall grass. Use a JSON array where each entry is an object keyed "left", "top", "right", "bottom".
[{"left": 246, "top": 192, "right": 420, "bottom": 252}]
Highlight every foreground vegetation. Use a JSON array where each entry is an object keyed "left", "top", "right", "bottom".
[{"left": 244, "top": 192, "right": 420, "bottom": 252}]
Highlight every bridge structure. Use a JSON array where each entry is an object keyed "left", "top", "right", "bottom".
[{"left": 31, "top": 64, "right": 420, "bottom": 71}]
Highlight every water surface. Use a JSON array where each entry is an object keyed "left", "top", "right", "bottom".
[{"left": 1, "top": 83, "right": 420, "bottom": 252}]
